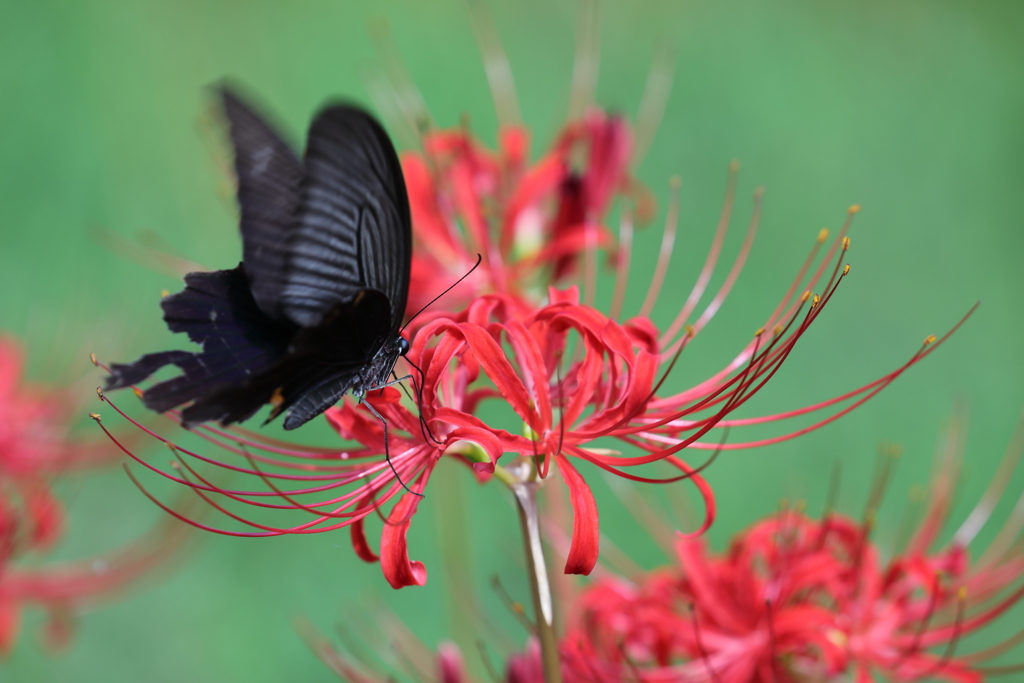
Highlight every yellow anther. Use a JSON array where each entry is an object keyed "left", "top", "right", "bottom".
[
  {"left": 133, "top": 387, "right": 144, "bottom": 398},
  {"left": 728, "top": 159, "right": 741, "bottom": 172},
  {"left": 842, "top": 236, "right": 851, "bottom": 250},
  {"left": 161, "top": 289, "right": 170, "bottom": 298},
  {"left": 843, "top": 264, "right": 851, "bottom": 275},
  {"left": 849, "top": 204, "right": 861, "bottom": 214},
  {"left": 669, "top": 175, "right": 682, "bottom": 189},
  {"left": 801, "top": 291, "right": 811, "bottom": 302},
  {"left": 95, "top": 386, "right": 104, "bottom": 399},
  {"left": 811, "top": 294, "right": 821, "bottom": 307},
  {"left": 923, "top": 334, "right": 937, "bottom": 345},
  {"left": 817, "top": 228, "right": 829, "bottom": 243},
  {"left": 772, "top": 325, "right": 783, "bottom": 337},
  {"left": 89, "top": 412, "right": 101, "bottom": 421},
  {"left": 512, "top": 603, "right": 525, "bottom": 615},
  {"left": 755, "top": 327, "right": 765, "bottom": 337},
  {"left": 958, "top": 586, "right": 968, "bottom": 601},
  {"left": 90, "top": 352, "right": 98, "bottom": 366},
  {"left": 888, "top": 444, "right": 904, "bottom": 458},
  {"left": 684, "top": 324, "right": 695, "bottom": 338}
]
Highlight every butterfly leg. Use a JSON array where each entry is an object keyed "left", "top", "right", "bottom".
[
  {"left": 359, "top": 394, "right": 423, "bottom": 498},
  {"left": 371, "top": 374, "right": 412, "bottom": 392}
]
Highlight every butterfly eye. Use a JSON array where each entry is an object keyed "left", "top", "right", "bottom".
[{"left": 397, "top": 336, "right": 410, "bottom": 356}]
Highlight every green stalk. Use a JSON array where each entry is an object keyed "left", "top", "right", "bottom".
[{"left": 512, "top": 481, "right": 562, "bottom": 683}]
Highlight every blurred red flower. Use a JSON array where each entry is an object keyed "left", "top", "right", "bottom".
[
  {"left": 0, "top": 334, "right": 188, "bottom": 655},
  {"left": 403, "top": 110, "right": 640, "bottom": 319},
  {"left": 564, "top": 417, "right": 1024, "bottom": 682}
]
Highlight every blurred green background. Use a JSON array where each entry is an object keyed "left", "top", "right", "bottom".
[{"left": 2, "top": 0, "right": 1023, "bottom": 680}]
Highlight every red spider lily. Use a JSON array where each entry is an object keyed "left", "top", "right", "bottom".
[
  {"left": 365, "top": 0, "right": 980, "bottom": 465},
  {"left": 402, "top": 110, "right": 641, "bottom": 318},
  {"left": 0, "top": 334, "right": 124, "bottom": 558},
  {"left": 389, "top": 70, "right": 981, "bottom": 472},
  {"left": 0, "top": 336, "right": 125, "bottom": 478},
  {"left": 0, "top": 334, "right": 190, "bottom": 655},
  {"left": 564, "top": 416, "right": 1024, "bottom": 683}
]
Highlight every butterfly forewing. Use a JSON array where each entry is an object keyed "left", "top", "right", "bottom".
[
  {"left": 280, "top": 105, "right": 411, "bottom": 331},
  {"left": 219, "top": 88, "right": 303, "bottom": 322}
]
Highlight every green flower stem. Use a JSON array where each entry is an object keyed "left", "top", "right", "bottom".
[
  {"left": 493, "top": 463, "right": 519, "bottom": 487},
  {"left": 512, "top": 480, "right": 562, "bottom": 683}
]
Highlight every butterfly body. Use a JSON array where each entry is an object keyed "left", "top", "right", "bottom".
[{"left": 105, "top": 88, "right": 411, "bottom": 430}]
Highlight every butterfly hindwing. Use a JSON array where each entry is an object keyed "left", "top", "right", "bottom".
[
  {"left": 179, "top": 288, "right": 394, "bottom": 429},
  {"left": 105, "top": 266, "right": 296, "bottom": 413}
]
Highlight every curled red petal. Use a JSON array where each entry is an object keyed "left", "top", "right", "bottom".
[
  {"left": 557, "top": 455, "right": 599, "bottom": 575},
  {"left": 460, "top": 324, "right": 535, "bottom": 422},
  {"left": 379, "top": 487, "right": 429, "bottom": 589},
  {"left": 349, "top": 515, "right": 379, "bottom": 563}
]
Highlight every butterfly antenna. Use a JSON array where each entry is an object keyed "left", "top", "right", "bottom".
[
  {"left": 360, "top": 397, "right": 423, "bottom": 498},
  {"left": 400, "top": 254, "right": 483, "bottom": 332}
]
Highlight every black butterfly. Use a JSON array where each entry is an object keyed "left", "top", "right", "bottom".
[{"left": 105, "top": 86, "right": 412, "bottom": 432}]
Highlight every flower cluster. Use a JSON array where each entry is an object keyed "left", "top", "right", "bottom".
[
  {"left": 0, "top": 335, "right": 187, "bottom": 655},
  {"left": 563, "top": 422, "right": 1024, "bottom": 683}
]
